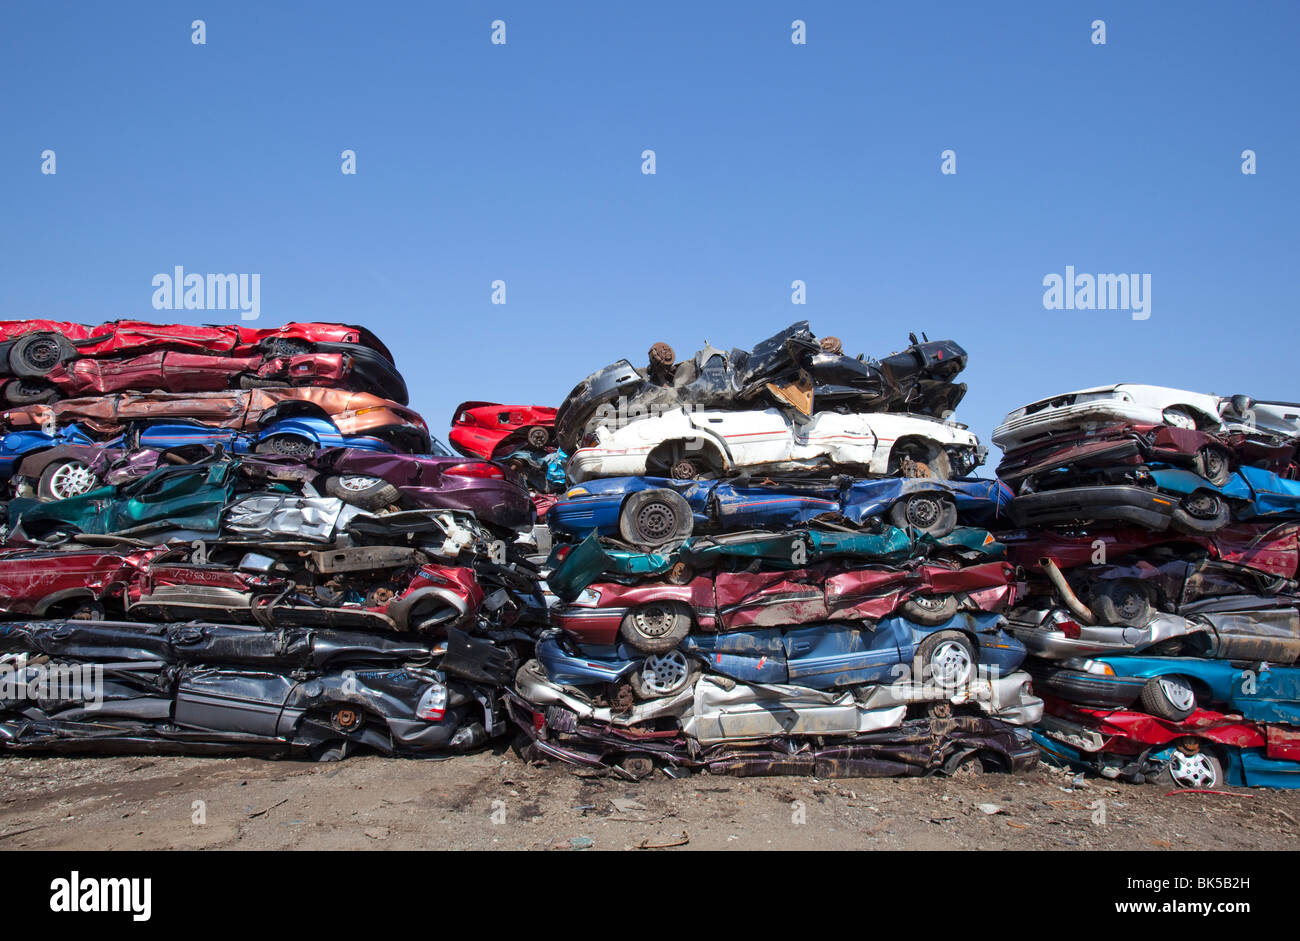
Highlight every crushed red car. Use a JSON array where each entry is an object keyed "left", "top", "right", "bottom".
[{"left": 449, "top": 401, "right": 557, "bottom": 460}]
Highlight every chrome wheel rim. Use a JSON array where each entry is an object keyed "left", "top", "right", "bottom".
[
  {"left": 1158, "top": 677, "right": 1196, "bottom": 712},
  {"left": 641, "top": 651, "right": 690, "bottom": 695},
  {"left": 930, "top": 640, "right": 973, "bottom": 686},
  {"left": 48, "top": 462, "right": 96, "bottom": 499},
  {"left": 1167, "top": 750, "right": 1218, "bottom": 788}
]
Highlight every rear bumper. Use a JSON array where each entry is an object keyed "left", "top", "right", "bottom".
[{"left": 1009, "top": 485, "right": 1175, "bottom": 530}]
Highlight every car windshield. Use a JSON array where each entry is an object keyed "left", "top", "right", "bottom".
[{"left": 427, "top": 437, "right": 453, "bottom": 457}]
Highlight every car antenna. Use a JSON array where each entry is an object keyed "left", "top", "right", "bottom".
[
  {"left": 908, "top": 332, "right": 918, "bottom": 344},
  {"left": 922, "top": 332, "right": 929, "bottom": 341}
]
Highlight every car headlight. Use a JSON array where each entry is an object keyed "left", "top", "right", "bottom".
[{"left": 570, "top": 587, "right": 603, "bottom": 607}]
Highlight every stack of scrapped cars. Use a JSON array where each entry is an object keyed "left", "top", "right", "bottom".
[
  {"left": 0, "top": 320, "right": 542, "bottom": 758},
  {"left": 507, "top": 322, "right": 1045, "bottom": 779},
  {"left": 994, "top": 384, "right": 1300, "bottom": 788}
]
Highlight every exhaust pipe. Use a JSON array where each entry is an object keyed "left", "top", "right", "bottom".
[{"left": 1038, "top": 557, "right": 1095, "bottom": 625}]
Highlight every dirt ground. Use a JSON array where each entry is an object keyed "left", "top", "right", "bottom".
[{"left": 1, "top": 746, "right": 1297, "bottom": 851}]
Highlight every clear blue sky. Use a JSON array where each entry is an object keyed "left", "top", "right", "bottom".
[{"left": 2, "top": 1, "right": 1296, "bottom": 460}]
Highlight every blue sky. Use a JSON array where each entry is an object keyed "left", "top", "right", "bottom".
[{"left": 2, "top": 1, "right": 1296, "bottom": 458}]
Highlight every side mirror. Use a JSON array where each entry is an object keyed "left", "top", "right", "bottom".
[{"left": 1228, "top": 394, "right": 1255, "bottom": 416}]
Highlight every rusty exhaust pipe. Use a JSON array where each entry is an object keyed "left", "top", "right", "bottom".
[{"left": 1038, "top": 557, "right": 1095, "bottom": 625}]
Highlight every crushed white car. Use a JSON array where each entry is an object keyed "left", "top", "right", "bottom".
[
  {"left": 992, "top": 383, "right": 1299, "bottom": 450},
  {"left": 565, "top": 405, "right": 985, "bottom": 483}
]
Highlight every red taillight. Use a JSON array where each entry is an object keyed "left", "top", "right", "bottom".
[
  {"left": 1057, "top": 618, "right": 1082, "bottom": 639},
  {"left": 532, "top": 711, "right": 545, "bottom": 732},
  {"left": 553, "top": 545, "right": 572, "bottom": 562},
  {"left": 444, "top": 462, "right": 504, "bottom": 479}
]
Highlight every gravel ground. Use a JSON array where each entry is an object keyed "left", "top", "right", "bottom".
[{"left": 1, "top": 746, "right": 1297, "bottom": 851}]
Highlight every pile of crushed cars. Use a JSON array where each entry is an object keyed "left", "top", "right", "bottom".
[
  {"left": 994, "top": 385, "right": 1300, "bottom": 788},
  {"left": 1, "top": 319, "right": 1296, "bottom": 789}
]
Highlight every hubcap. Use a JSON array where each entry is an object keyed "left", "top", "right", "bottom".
[
  {"left": 1158, "top": 677, "right": 1196, "bottom": 712},
  {"left": 1167, "top": 750, "right": 1218, "bottom": 788},
  {"left": 930, "top": 640, "right": 973, "bottom": 686},
  {"left": 640, "top": 651, "right": 691, "bottom": 695},
  {"left": 636, "top": 501, "right": 677, "bottom": 541},
  {"left": 1202, "top": 448, "right": 1228, "bottom": 482},
  {"left": 49, "top": 462, "right": 96, "bottom": 499},
  {"left": 338, "top": 474, "right": 383, "bottom": 492}
]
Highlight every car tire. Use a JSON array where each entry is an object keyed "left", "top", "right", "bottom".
[
  {"left": 913, "top": 630, "right": 976, "bottom": 688},
  {"left": 1195, "top": 445, "right": 1232, "bottom": 487},
  {"left": 323, "top": 474, "right": 401, "bottom": 510},
  {"left": 8, "top": 333, "right": 72, "bottom": 378},
  {"left": 3, "top": 378, "right": 57, "bottom": 405},
  {"left": 1171, "top": 492, "right": 1229, "bottom": 533},
  {"left": 1089, "top": 579, "right": 1152, "bottom": 627},
  {"left": 255, "top": 434, "right": 317, "bottom": 458},
  {"left": 900, "top": 593, "right": 960, "bottom": 626},
  {"left": 37, "top": 459, "right": 100, "bottom": 502},
  {"left": 1155, "top": 745, "right": 1223, "bottom": 789},
  {"left": 264, "top": 337, "right": 312, "bottom": 358},
  {"left": 630, "top": 650, "right": 699, "bottom": 699},
  {"left": 619, "top": 601, "right": 693, "bottom": 654},
  {"left": 618, "top": 489, "right": 694, "bottom": 548},
  {"left": 888, "top": 492, "right": 958, "bottom": 537},
  {"left": 1139, "top": 675, "right": 1197, "bottom": 721}
]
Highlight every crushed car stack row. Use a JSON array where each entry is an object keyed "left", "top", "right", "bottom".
[{"left": 1, "top": 318, "right": 1298, "bottom": 790}]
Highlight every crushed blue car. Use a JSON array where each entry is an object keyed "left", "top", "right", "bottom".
[{"left": 549, "top": 474, "right": 1012, "bottom": 548}]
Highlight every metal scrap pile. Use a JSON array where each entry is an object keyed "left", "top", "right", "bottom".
[
  {"left": 994, "top": 386, "right": 1300, "bottom": 788},
  {"left": 1, "top": 320, "right": 1296, "bottom": 789}
]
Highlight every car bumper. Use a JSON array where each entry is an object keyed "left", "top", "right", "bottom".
[{"left": 1009, "top": 485, "right": 1176, "bottom": 530}]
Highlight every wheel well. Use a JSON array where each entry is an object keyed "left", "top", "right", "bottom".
[
  {"left": 260, "top": 403, "right": 330, "bottom": 425},
  {"left": 645, "top": 437, "right": 726, "bottom": 475},
  {"left": 1168, "top": 404, "right": 1221, "bottom": 431}
]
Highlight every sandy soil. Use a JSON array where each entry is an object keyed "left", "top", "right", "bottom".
[{"left": 1, "top": 746, "right": 1297, "bottom": 851}]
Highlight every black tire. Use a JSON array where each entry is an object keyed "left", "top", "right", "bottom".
[
  {"left": 323, "top": 473, "right": 401, "bottom": 510},
  {"left": 887, "top": 441, "right": 953, "bottom": 480},
  {"left": 3, "top": 378, "right": 56, "bottom": 404},
  {"left": 901, "top": 593, "right": 960, "bottom": 626},
  {"left": 630, "top": 650, "right": 699, "bottom": 699},
  {"left": 8, "top": 332, "right": 72, "bottom": 377},
  {"left": 525, "top": 425, "right": 550, "bottom": 450},
  {"left": 255, "top": 434, "right": 317, "bottom": 458},
  {"left": 1195, "top": 445, "right": 1232, "bottom": 487},
  {"left": 1171, "top": 492, "right": 1230, "bottom": 533},
  {"left": 37, "top": 459, "right": 100, "bottom": 502},
  {"left": 887, "top": 492, "right": 958, "bottom": 537},
  {"left": 913, "top": 630, "right": 977, "bottom": 688},
  {"left": 619, "top": 601, "right": 693, "bottom": 654},
  {"left": 1089, "top": 579, "right": 1152, "bottom": 627},
  {"left": 1139, "top": 675, "right": 1197, "bottom": 721},
  {"left": 618, "top": 489, "right": 694, "bottom": 548}
]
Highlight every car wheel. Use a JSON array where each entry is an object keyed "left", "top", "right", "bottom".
[
  {"left": 631, "top": 650, "right": 699, "bottom": 699},
  {"left": 8, "top": 332, "right": 71, "bottom": 378},
  {"left": 887, "top": 492, "right": 958, "bottom": 537},
  {"left": 3, "top": 378, "right": 56, "bottom": 404},
  {"left": 900, "top": 593, "right": 960, "bottom": 626},
  {"left": 255, "top": 434, "right": 317, "bottom": 458},
  {"left": 914, "top": 630, "right": 976, "bottom": 688},
  {"left": 1171, "top": 492, "right": 1229, "bottom": 533},
  {"left": 37, "top": 459, "right": 100, "bottom": 501},
  {"left": 619, "top": 601, "right": 693, "bottom": 654},
  {"left": 1158, "top": 745, "right": 1223, "bottom": 789},
  {"left": 1139, "top": 675, "right": 1198, "bottom": 720},
  {"left": 525, "top": 425, "right": 551, "bottom": 450},
  {"left": 618, "top": 489, "right": 694, "bottom": 548},
  {"left": 1089, "top": 579, "right": 1152, "bottom": 627},
  {"left": 1195, "top": 445, "right": 1232, "bottom": 487},
  {"left": 323, "top": 474, "right": 401, "bottom": 510},
  {"left": 264, "top": 337, "right": 312, "bottom": 358}
]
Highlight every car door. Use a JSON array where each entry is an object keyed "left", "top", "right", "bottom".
[
  {"left": 783, "top": 623, "right": 905, "bottom": 688},
  {"left": 688, "top": 408, "right": 791, "bottom": 469}
]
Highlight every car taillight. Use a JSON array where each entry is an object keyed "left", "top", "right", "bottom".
[
  {"left": 1056, "top": 617, "right": 1082, "bottom": 639},
  {"left": 445, "top": 462, "right": 504, "bottom": 479},
  {"left": 553, "top": 545, "right": 572, "bottom": 562},
  {"left": 416, "top": 683, "right": 447, "bottom": 721}
]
